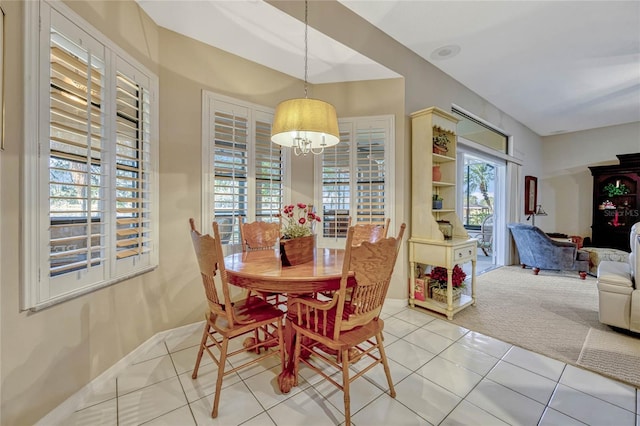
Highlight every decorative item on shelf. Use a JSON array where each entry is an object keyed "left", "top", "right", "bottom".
[
  {"left": 432, "top": 165, "right": 442, "bottom": 182},
  {"left": 270, "top": 0, "right": 339, "bottom": 156},
  {"left": 437, "top": 220, "right": 453, "bottom": 239},
  {"left": 428, "top": 265, "right": 466, "bottom": 304},
  {"left": 433, "top": 194, "right": 443, "bottom": 210},
  {"left": 603, "top": 181, "right": 630, "bottom": 197},
  {"left": 414, "top": 264, "right": 427, "bottom": 301},
  {"left": 279, "top": 203, "right": 320, "bottom": 266},
  {"left": 432, "top": 132, "right": 450, "bottom": 155},
  {"left": 599, "top": 200, "right": 616, "bottom": 210}
]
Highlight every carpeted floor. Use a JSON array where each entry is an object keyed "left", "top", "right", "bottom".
[{"left": 419, "top": 265, "right": 640, "bottom": 387}]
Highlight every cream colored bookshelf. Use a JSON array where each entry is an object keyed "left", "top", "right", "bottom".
[{"left": 409, "top": 107, "right": 477, "bottom": 320}]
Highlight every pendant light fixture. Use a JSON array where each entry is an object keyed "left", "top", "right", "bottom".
[{"left": 271, "top": 0, "right": 339, "bottom": 156}]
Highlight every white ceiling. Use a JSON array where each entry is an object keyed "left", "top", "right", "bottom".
[{"left": 137, "top": 0, "right": 640, "bottom": 137}]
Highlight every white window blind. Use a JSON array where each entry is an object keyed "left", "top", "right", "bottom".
[
  {"left": 202, "top": 92, "right": 287, "bottom": 247},
  {"left": 24, "top": 1, "right": 158, "bottom": 310},
  {"left": 316, "top": 117, "right": 394, "bottom": 248}
]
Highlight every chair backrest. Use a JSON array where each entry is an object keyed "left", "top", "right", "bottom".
[
  {"left": 238, "top": 218, "right": 280, "bottom": 252},
  {"left": 630, "top": 222, "right": 640, "bottom": 281},
  {"left": 189, "top": 218, "right": 234, "bottom": 326},
  {"left": 481, "top": 215, "right": 493, "bottom": 239},
  {"left": 332, "top": 223, "right": 406, "bottom": 339},
  {"left": 347, "top": 217, "right": 391, "bottom": 246}
]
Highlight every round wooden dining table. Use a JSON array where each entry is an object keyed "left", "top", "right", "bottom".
[{"left": 224, "top": 247, "right": 349, "bottom": 393}]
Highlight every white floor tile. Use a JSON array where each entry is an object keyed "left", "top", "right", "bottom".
[
  {"left": 141, "top": 405, "right": 195, "bottom": 425},
  {"left": 230, "top": 349, "right": 283, "bottom": 380},
  {"left": 381, "top": 304, "right": 406, "bottom": 318},
  {"left": 132, "top": 340, "right": 170, "bottom": 364},
  {"left": 465, "top": 379, "right": 546, "bottom": 425},
  {"left": 422, "top": 318, "right": 469, "bottom": 341},
  {"left": 76, "top": 378, "right": 117, "bottom": 411},
  {"left": 403, "top": 327, "right": 455, "bottom": 354},
  {"left": 384, "top": 339, "right": 436, "bottom": 371},
  {"left": 66, "top": 398, "right": 118, "bottom": 426},
  {"left": 352, "top": 393, "right": 428, "bottom": 425},
  {"left": 267, "top": 386, "right": 345, "bottom": 426},
  {"left": 440, "top": 400, "right": 509, "bottom": 426},
  {"left": 438, "top": 342, "right": 500, "bottom": 376},
  {"left": 164, "top": 325, "right": 205, "bottom": 353},
  {"left": 352, "top": 357, "right": 412, "bottom": 390},
  {"left": 393, "top": 372, "right": 462, "bottom": 425},
  {"left": 502, "top": 346, "right": 565, "bottom": 381},
  {"left": 559, "top": 364, "right": 636, "bottom": 412},
  {"left": 393, "top": 308, "right": 436, "bottom": 326},
  {"left": 117, "top": 377, "right": 188, "bottom": 426},
  {"left": 312, "top": 371, "right": 384, "bottom": 415},
  {"left": 190, "top": 381, "right": 265, "bottom": 425},
  {"left": 117, "top": 355, "right": 178, "bottom": 396},
  {"left": 241, "top": 412, "right": 276, "bottom": 426},
  {"left": 538, "top": 407, "right": 586, "bottom": 426},
  {"left": 177, "top": 361, "right": 242, "bottom": 403},
  {"left": 549, "top": 384, "right": 636, "bottom": 426},
  {"left": 382, "top": 316, "right": 420, "bottom": 338},
  {"left": 486, "top": 360, "right": 557, "bottom": 405},
  {"left": 170, "top": 343, "right": 212, "bottom": 375},
  {"left": 417, "top": 356, "right": 482, "bottom": 398},
  {"left": 458, "top": 332, "right": 512, "bottom": 359},
  {"left": 243, "top": 366, "right": 309, "bottom": 410}
]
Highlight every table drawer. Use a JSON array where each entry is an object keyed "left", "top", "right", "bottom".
[{"left": 453, "top": 245, "right": 475, "bottom": 262}]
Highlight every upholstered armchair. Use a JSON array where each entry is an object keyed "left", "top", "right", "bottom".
[
  {"left": 596, "top": 222, "right": 640, "bottom": 332},
  {"left": 508, "top": 223, "right": 589, "bottom": 279}
]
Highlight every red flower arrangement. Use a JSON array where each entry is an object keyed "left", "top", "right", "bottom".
[
  {"left": 430, "top": 265, "right": 466, "bottom": 288},
  {"left": 280, "top": 203, "right": 321, "bottom": 239}
]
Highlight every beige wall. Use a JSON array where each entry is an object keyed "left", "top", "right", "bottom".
[
  {"left": 0, "top": 0, "right": 557, "bottom": 424},
  {"left": 538, "top": 122, "right": 640, "bottom": 236}
]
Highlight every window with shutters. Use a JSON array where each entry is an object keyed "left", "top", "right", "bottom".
[
  {"left": 316, "top": 116, "right": 394, "bottom": 248},
  {"left": 202, "top": 92, "right": 288, "bottom": 249},
  {"left": 23, "top": 1, "right": 158, "bottom": 310}
]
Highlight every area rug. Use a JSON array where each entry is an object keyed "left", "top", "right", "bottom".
[
  {"left": 578, "top": 328, "right": 640, "bottom": 387},
  {"left": 422, "top": 265, "right": 640, "bottom": 387}
]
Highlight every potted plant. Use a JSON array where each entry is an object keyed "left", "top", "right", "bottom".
[
  {"left": 279, "top": 203, "right": 321, "bottom": 266},
  {"left": 603, "top": 182, "right": 630, "bottom": 197},
  {"left": 432, "top": 132, "right": 449, "bottom": 155},
  {"left": 428, "top": 265, "right": 466, "bottom": 303},
  {"left": 433, "top": 194, "right": 443, "bottom": 210}
]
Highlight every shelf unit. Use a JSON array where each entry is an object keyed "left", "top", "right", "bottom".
[
  {"left": 408, "top": 107, "right": 477, "bottom": 320},
  {"left": 589, "top": 154, "right": 640, "bottom": 251}
]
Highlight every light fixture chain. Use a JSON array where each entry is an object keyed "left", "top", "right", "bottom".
[{"left": 304, "top": 0, "right": 308, "bottom": 98}]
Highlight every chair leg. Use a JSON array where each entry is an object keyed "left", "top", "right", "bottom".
[
  {"left": 533, "top": 267, "right": 540, "bottom": 275},
  {"left": 342, "top": 348, "right": 351, "bottom": 426},
  {"left": 212, "top": 337, "right": 229, "bottom": 418},
  {"left": 277, "top": 320, "right": 285, "bottom": 374},
  {"left": 376, "top": 332, "right": 396, "bottom": 398},
  {"left": 579, "top": 271, "right": 587, "bottom": 280},
  {"left": 192, "top": 323, "right": 209, "bottom": 379}
]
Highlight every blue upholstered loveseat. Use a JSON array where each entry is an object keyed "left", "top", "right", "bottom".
[{"left": 508, "top": 223, "right": 589, "bottom": 279}]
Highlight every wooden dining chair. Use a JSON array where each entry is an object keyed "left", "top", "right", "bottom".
[
  {"left": 238, "top": 217, "right": 285, "bottom": 307},
  {"left": 290, "top": 222, "right": 406, "bottom": 426},
  {"left": 347, "top": 217, "right": 391, "bottom": 246},
  {"left": 188, "top": 218, "right": 285, "bottom": 418}
]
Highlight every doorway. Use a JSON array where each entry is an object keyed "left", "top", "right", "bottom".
[{"left": 458, "top": 150, "right": 506, "bottom": 273}]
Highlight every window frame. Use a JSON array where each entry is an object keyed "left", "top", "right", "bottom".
[
  {"left": 314, "top": 115, "right": 395, "bottom": 248},
  {"left": 23, "top": 0, "right": 159, "bottom": 311},
  {"left": 201, "top": 91, "right": 291, "bottom": 251}
]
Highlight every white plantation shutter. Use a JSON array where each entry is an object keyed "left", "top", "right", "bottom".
[
  {"left": 47, "top": 14, "right": 106, "bottom": 296},
  {"left": 202, "top": 93, "right": 289, "bottom": 247},
  {"left": 24, "top": 2, "right": 158, "bottom": 310},
  {"left": 254, "top": 111, "right": 283, "bottom": 222},
  {"left": 320, "top": 129, "right": 351, "bottom": 240},
  {"left": 210, "top": 100, "right": 249, "bottom": 244},
  {"left": 355, "top": 122, "right": 387, "bottom": 224},
  {"left": 316, "top": 117, "right": 394, "bottom": 247},
  {"left": 114, "top": 61, "right": 154, "bottom": 274}
]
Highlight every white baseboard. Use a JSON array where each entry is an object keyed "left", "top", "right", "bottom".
[{"left": 35, "top": 321, "right": 204, "bottom": 425}]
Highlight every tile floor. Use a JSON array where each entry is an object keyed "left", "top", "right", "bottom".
[{"left": 62, "top": 304, "right": 639, "bottom": 426}]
